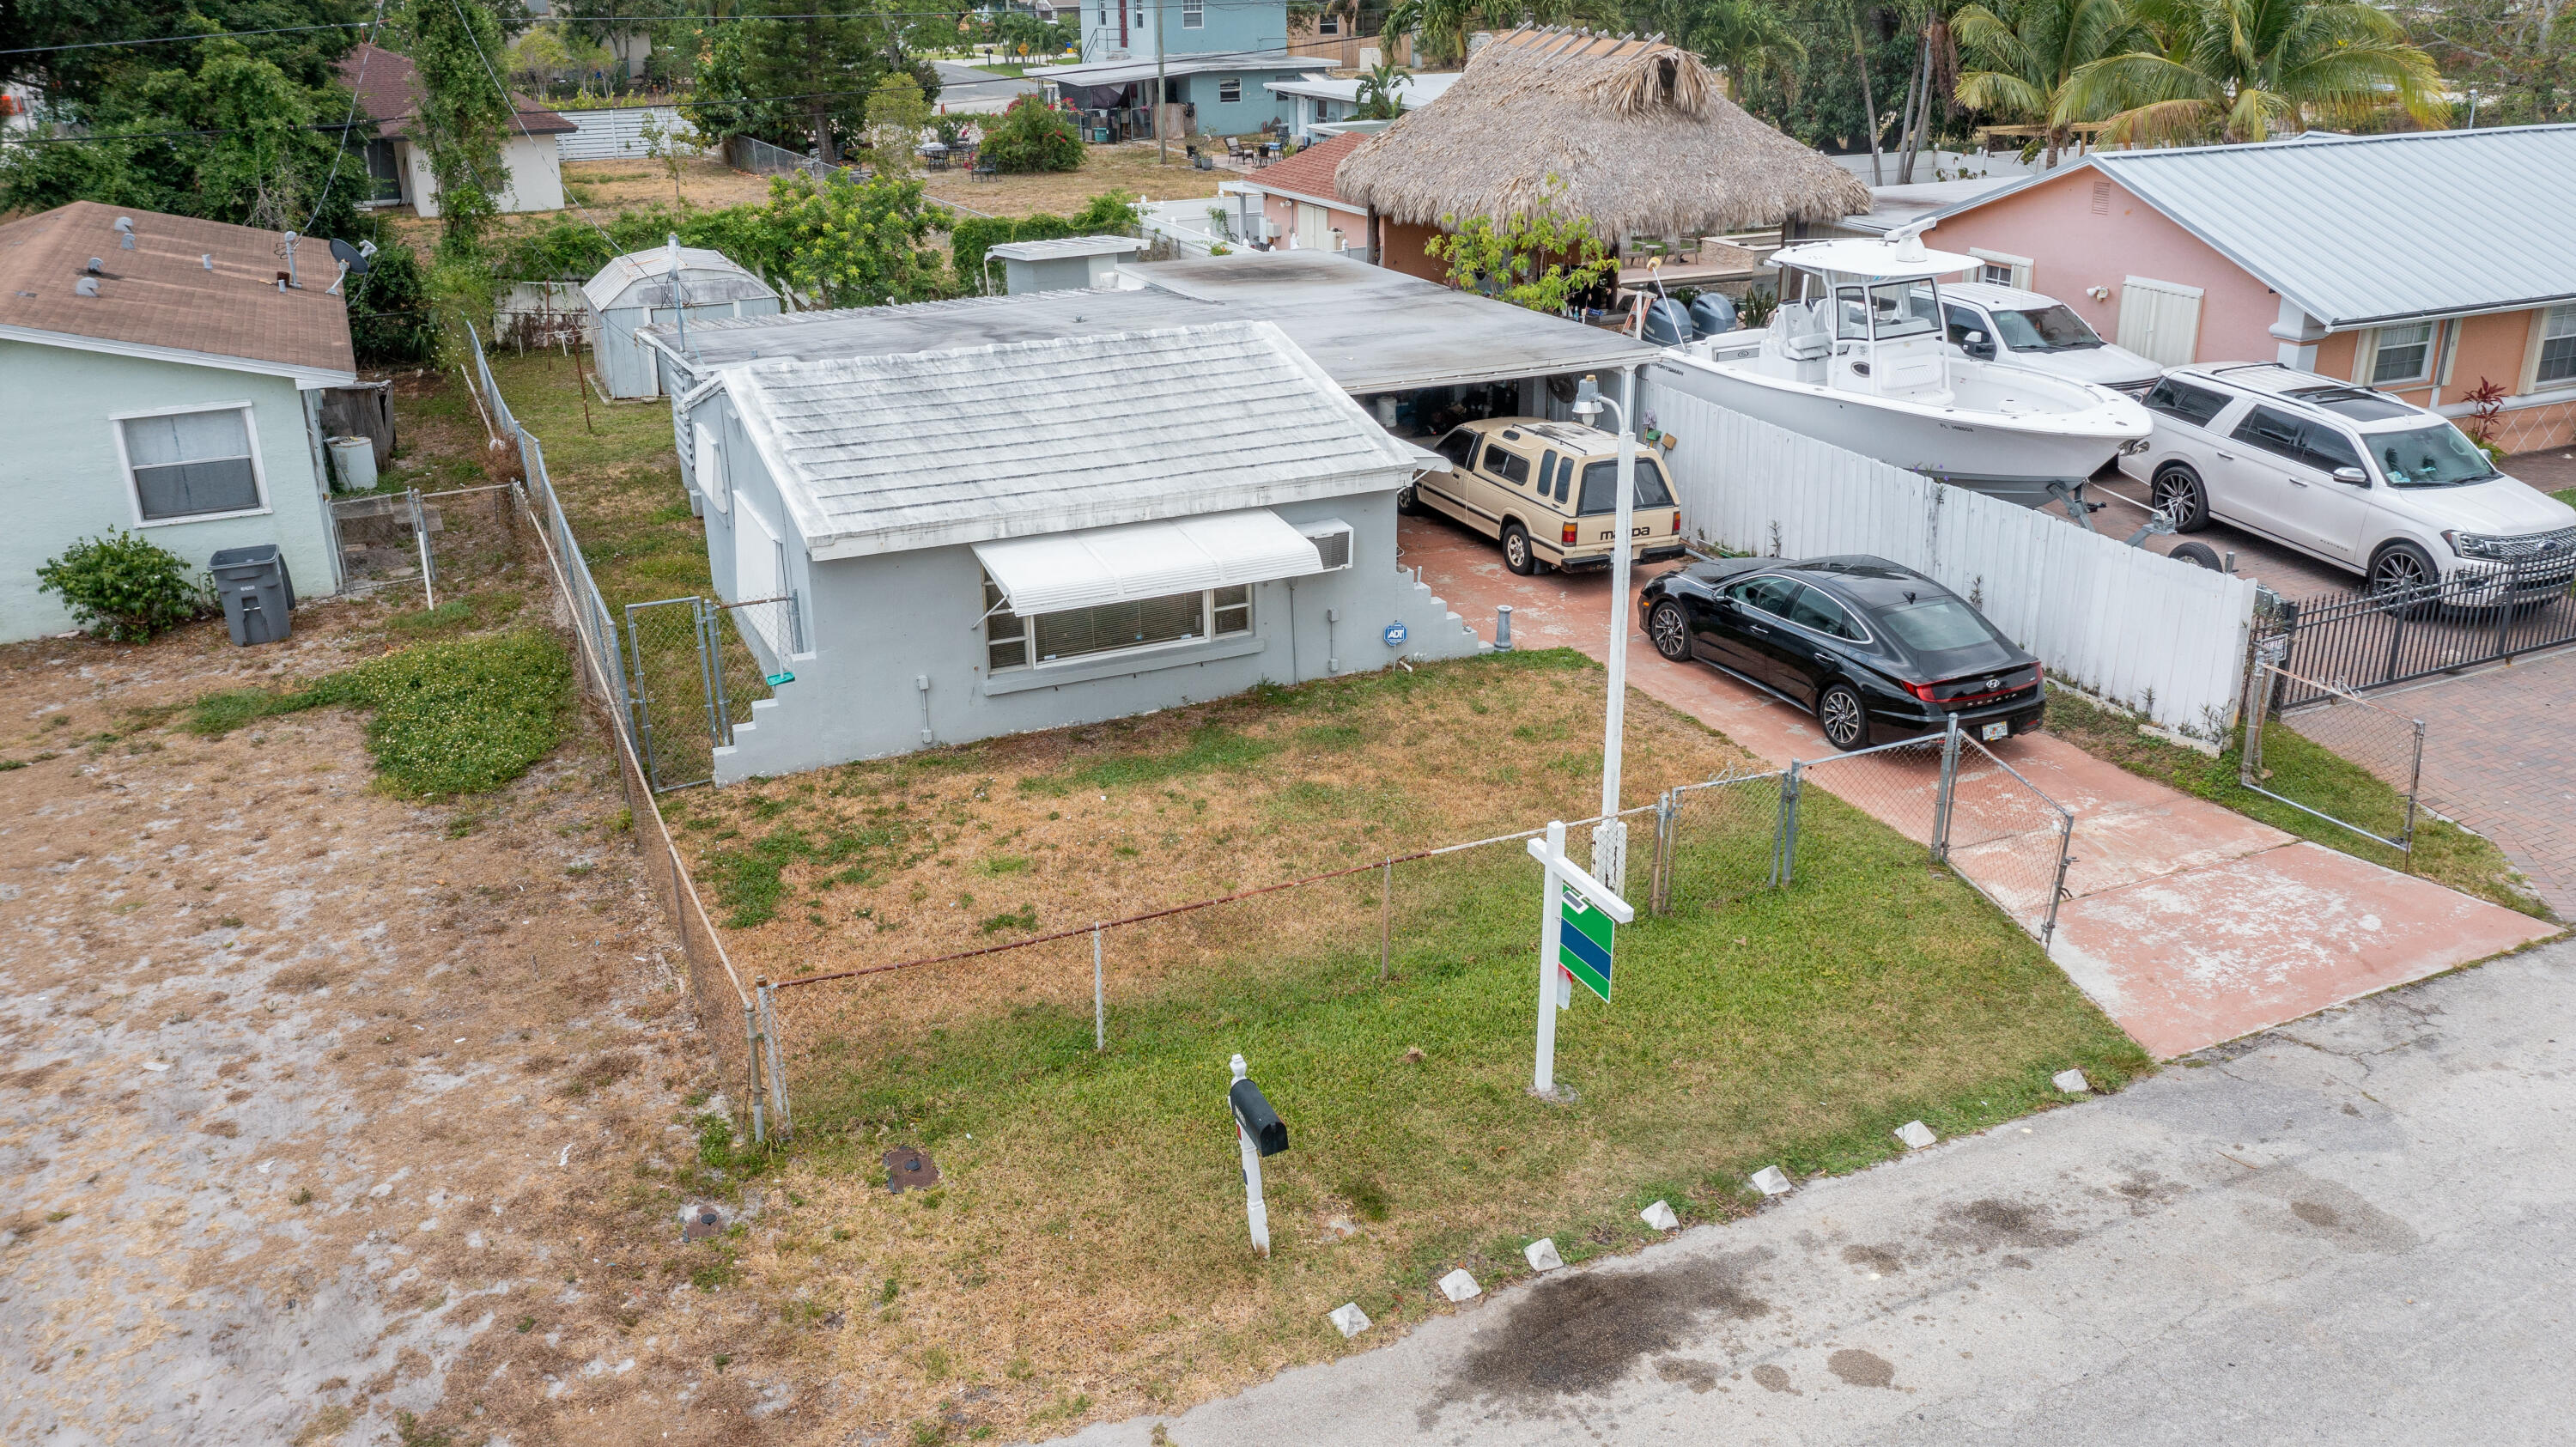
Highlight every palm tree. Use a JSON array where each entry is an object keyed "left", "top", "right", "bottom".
[
  {"left": 1385, "top": 0, "right": 1620, "bottom": 69},
  {"left": 1953, "top": 0, "right": 2142, "bottom": 166},
  {"left": 1355, "top": 57, "right": 1413, "bottom": 119},
  {"left": 1626, "top": 0, "right": 1808, "bottom": 100},
  {"left": 2056, "top": 0, "right": 2449, "bottom": 144}
]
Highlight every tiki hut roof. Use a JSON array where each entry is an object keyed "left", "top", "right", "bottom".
[{"left": 1336, "top": 27, "right": 1871, "bottom": 239}]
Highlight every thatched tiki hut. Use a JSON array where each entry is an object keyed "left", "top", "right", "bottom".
[{"left": 1337, "top": 27, "right": 1870, "bottom": 284}]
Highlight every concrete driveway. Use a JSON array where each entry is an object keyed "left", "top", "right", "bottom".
[
  {"left": 1393, "top": 515, "right": 2555, "bottom": 1059},
  {"left": 1055, "top": 937, "right": 2576, "bottom": 1446}
]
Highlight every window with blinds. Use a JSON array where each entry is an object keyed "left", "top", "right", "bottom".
[
  {"left": 120, "top": 408, "right": 261, "bottom": 521},
  {"left": 2539, "top": 303, "right": 2576, "bottom": 388},
  {"left": 985, "top": 575, "right": 1251, "bottom": 673}
]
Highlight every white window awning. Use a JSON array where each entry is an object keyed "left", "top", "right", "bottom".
[{"left": 973, "top": 508, "right": 1327, "bottom": 617}]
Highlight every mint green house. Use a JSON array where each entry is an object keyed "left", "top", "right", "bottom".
[{"left": 0, "top": 202, "right": 357, "bottom": 643}]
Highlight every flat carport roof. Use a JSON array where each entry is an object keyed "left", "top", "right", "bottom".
[{"left": 641, "top": 252, "right": 1658, "bottom": 396}]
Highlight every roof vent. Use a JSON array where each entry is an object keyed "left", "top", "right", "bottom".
[
  {"left": 74, "top": 276, "right": 100, "bottom": 297},
  {"left": 113, "top": 216, "right": 136, "bottom": 249},
  {"left": 202, "top": 252, "right": 216, "bottom": 271},
  {"left": 84, "top": 256, "right": 104, "bottom": 274}
]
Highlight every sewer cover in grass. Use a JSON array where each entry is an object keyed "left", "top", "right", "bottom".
[
  {"left": 680, "top": 1203, "right": 727, "bottom": 1241},
  {"left": 884, "top": 1146, "right": 939, "bottom": 1194}
]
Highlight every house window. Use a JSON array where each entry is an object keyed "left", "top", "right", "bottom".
[
  {"left": 118, "top": 406, "right": 264, "bottom": 522},
  {"left": 983, "top": 575, "right": 1251, "bottom": 672},
  {"left": 1218, "top": 76, "right": 1242, "bottom": 104},
  {"left": 1182, "top": 0, "right": 1202, "bottom": 27},
  {"left": 1968, "top": 247, "right": 2032, "bottom": 290},
  {"left": 2372, "top": 320, "right": 2437, "bottom": 386},
  {"left": 2538, "top": 303, "right": 2576, "bottom": 387},
  {"left": 363, "top": 139, "right": 403, "bottom": 203},
  {"left": 1319, "top": 12, "right": 1340, "bottom": 33}
]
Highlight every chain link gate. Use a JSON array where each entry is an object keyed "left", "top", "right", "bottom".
[
  {"left": 623, "top": 593, "right": 804, "bottom": 793},
  {"left": 2242, "top": 659, "right": 2427, "bottom": 854}
]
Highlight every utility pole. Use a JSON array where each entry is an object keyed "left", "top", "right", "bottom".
[
  {"left": 1155, "top": 0, "right": 1169, "bottom": 165},
  {"left": 1571, "top": 368, "right": 1641, "bottom": 895}
]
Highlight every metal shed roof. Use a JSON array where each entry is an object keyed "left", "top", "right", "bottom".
[
  {"left": 581, "top": 246, "right": 778, "bottom": 313},
  {"left": 719, "top": 321, "right": 1421, "bottom": 561},
  {"left": 647, "top": 251, "right": 1656, "bottom": 395},
  {"left": 1932, "top": 126, "right": 2576, "bottom": 329},
  {"left": 986, "top": 234, "right": 1145, "bottom": 263},
  {"left": 1030, "top": 49, "right": 1312, "bottom": 87}
]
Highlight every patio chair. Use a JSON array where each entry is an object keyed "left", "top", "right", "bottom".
[
  {"left": 971, "top": 156, "right": 999, "bottom": 182},
  {"left": 1225, "top": 137, "right": 1247, "bottom": 164}
]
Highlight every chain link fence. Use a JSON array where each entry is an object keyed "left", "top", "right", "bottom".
[
  {"left": 2245, "top": 660, "right": 2426, "bottom": 854},
  {"left": 622, "top": 593, "right": 801, "bottom": 792},
  {"left": 1647, "top": 767, "right": 1787, "bottom": 915}
]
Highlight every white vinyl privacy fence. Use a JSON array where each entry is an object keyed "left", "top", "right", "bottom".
[{"left": 1642, "top": 380, "right": 2259, "bottom": 741}]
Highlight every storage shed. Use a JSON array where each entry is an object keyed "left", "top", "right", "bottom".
[
  {"left": 583, "top": 246, "right": 780, "bottom": 399},
  {"left": 677, "top": 319, "right": 1484, "bottom": 778},
  {"left": 986, "top": 234, "right": 1145, "bottom": 295}
]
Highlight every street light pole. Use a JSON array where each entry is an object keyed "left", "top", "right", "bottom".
[{"left": 1571, "top": 368, "right": 1639, "bottom": 895}]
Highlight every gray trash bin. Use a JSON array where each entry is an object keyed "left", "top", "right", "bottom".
[{"left": 209, "top": 544, "right": 295, "bottom": 646}]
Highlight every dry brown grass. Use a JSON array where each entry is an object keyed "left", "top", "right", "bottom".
[{"left": 924, "top": 140, "right": 1227, "bottom": 219}]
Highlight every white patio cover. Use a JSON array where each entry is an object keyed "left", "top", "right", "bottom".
[{"left": 973, "top": 508, "right": 1323, "bottom": 616}]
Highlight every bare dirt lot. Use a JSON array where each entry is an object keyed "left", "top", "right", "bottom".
[{"left": 0, "top": 407, "right": 818, "bottom": 1447}]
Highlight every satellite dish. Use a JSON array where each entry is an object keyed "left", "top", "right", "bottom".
[{"left": 329, "top": 237, "right": 372, "bottom": 276}]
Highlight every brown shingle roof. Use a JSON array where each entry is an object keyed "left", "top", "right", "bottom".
[
  {"left": 0, "top": 202, "right": 356, "bottom": 380},
  {"left": 1252, "top": 130, "right": 1366, "bottom": 207},
  {"left": 338, "top": 42, "right": 576, "bottom": 140}
]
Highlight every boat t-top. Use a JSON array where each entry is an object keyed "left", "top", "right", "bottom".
[{"left": 1647, "top": 222, "right": 2153, "bottom": 523}]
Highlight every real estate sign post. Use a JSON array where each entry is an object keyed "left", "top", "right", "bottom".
[{"left": 1525, "top": 820, "right": 1635, "bottom": 1097}]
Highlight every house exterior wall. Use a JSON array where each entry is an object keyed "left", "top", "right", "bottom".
[
  {"left": 596, "top": 295, "right": 780, "bottom": 398},
  {"left": 682, "top": 390, "right": 1485, "bottom": 779},
  {"left": 1376, "top": 220, "right": 1445, "bottom": 283},
  {"left": 1177, "top": 68, "right": 1301, "bottom": 135},
  {"left": 1929, "top": 167, "right": 2282, "bottom": 365},
  {"left": 1256, "top": 192, "right": 1364, "bottom": 253},
  {"left": 0, "top": 343, "right": 337, "bottom": 642},
  {"left": 395, "top": 132, "right": 565, "bottom": 219},
  {"left": 1081, "top": 0, "right": 1283, "bottom": 60}
]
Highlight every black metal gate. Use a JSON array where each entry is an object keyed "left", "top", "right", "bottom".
[{"left": 2258, "top": 564, "right": 2576, "bottom": 708}]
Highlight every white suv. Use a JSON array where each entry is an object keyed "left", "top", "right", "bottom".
[
  {"left": 1910, "top": 281, "right": 2164, "bottom": 395},
  {"left": 2121, "top": 363, "right": 2576, "bottom": 596}
]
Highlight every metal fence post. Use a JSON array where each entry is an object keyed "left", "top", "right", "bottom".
[
  {"left": 696, "top": 599, "right": 729, "bottom": 747},
  {"left": 623, "top": 603, "right": 665, "bottom": 794},
  {"left": 1650, "top": 792, "right": 1674, "bottom": 916},
  {"left": 743, "top": 995, "right": 765, "bottom": 1146},
  {"left": 1378, "top": 860, "right": 1393, "bottom": 982},
  {"left": 2042, "top": 809, "right": 2074, "bottom": 948},
  {"left": 407, "top": 488, "right": 435, "bottom": 609},
  {"left": 1931, "top": 713, "right": 1963, "bottom": 866},
  {"left": 1772, "top": 763, "right": 1803, "bottom": 887},
  {"left": 2399, "top": 717, "right": 2427, "bottom": 860},
  {"left": 1092, "top": 925, "right": 1105, "bottom": 1049}
]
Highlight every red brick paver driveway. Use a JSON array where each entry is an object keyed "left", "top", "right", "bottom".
[{"left": 2350, "top": 648, "right": 2576, "bottom": 916}]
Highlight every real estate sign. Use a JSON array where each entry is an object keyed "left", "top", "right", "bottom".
[{"left": 1557, "top": 880, "right": 1615, "bottom": 1002}]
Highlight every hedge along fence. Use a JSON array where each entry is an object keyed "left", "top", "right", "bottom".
[{"left": 950, "top": 191, "right": 1147, "bottom": 294}]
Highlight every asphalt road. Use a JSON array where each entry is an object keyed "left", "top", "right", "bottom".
[{"left": 1058, "top": 937, "right": 2576, "bottom": 1446}]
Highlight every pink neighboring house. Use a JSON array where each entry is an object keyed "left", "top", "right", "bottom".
[
  {"left": 1237, "top": 130, "right": 1370, "bottom": 254},
  {"left": 1926, "top": 128, "right": 2576, "bottom": 453}
]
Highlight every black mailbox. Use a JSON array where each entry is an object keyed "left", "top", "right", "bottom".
[{"left": 1230, "top": 1077, "right": 1288, "bottom": 1158}]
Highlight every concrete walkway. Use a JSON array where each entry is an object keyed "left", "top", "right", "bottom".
[
  {"left": 1056, "top": 936, "right": 2576, "bottom": 1446},
  {"left": 1398, "top": 517, "right": 2555, "bottom": 1058}
]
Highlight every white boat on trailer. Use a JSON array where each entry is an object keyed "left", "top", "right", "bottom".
[{"left": 1646, "top": 224, "right": 2154, "bottom": 525}]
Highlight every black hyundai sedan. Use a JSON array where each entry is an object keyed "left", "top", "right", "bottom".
[{"left": 1637, "top": 556, "right": 2045, "bottom": 751}]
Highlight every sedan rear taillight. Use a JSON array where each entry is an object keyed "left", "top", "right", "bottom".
[
  {"left": 1904, "top": 680, "right": 1941, "bottom": 703},
  {"left": 1561, "top": 521, "right": 1579, "bottom": 546}
]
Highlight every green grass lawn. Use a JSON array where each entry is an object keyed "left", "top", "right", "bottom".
[
  {"left": 2049, "top": 689, "right": 2546, "bottom": 915},
  {"left": 708, "top": 656, "right": 2149, "bottom": 1441},
  {"left": 2553, "top": 487, "right": 2576, "bottom": 509},
  {"left": 489, "top": 350, "right": 713, "bottom": 609}
]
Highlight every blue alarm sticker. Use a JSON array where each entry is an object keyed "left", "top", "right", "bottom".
[{"left": 1382, "top": 621, "right": 1408, "bottom": 648}]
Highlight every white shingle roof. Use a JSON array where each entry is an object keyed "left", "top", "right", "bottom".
[
  {"left": 722, "top": 321, "right": 1420, "bottom": 561},
  {"left": 1936, "top": 126, "right": 2576, "bottom": 329},
  {"left": 987, "top": 234, "right": 1145, "bottom": 263}
]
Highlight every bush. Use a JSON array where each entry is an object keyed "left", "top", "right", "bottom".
[
  {"left": 346, "top": 245, "right": 439, "bottom": 366},
  {"left": 979, "top": 96, "right": 1081, "bottom": 174},
  {"left": 35, "top": 531, "right": 210, "bottom": 642}
]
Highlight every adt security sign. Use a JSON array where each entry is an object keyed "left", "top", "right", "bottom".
[
  {"left": 1383, "top": 621, "right": 1408, "bottom": 648},
  {"left": 1523, "top": 820, "right": 1633, "bottom": 1096}
]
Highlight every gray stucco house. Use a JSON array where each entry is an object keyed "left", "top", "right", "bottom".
[
  {"left": 680, "top": 320, "right": 1482, "bottom": 778},
  {"left": 0, "top": 202, "right": 356, "bottom": 643}
]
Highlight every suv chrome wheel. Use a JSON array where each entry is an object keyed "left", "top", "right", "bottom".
[
  {"left": 2150, "top": 467, "right": 2208, "bottom": 532},
  {"left": 2368, "top": 543, "right": 2438, "bottom": 617}
]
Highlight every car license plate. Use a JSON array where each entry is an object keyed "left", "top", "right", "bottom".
[{"left": 1981, "top": 720, "right": 2011, "bottom": 743}]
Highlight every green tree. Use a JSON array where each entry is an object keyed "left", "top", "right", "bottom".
[
  {"left": 1387, "top": 0, "right": 1618, "bottom": 67},
  {"left": 1953, "top": 0, "right": 2140, "bottom": 166},
  {"left": 1423, "top": 185, "right": 1617, "bottom": 315},
  {"left": 734, "top": 0, "right": 937, "bottom": 164},
  {"left": 394, "top": 0, "right": 518, "bottom": 248},
  {"left": 2416, "top": 0, "right": 2573, "bottom": 124},
  {"left": 1354, "top": 57, "right": 1411, "bottom": 119},
  {"left": 747, "top": 169, "right": 951, "bottom": 307},
  {"left": 2057, "top": 0, "right": 2449, "bottom": 143},
  {"left": 865, "top": 71, "right": 931, "bottom": 174},
  {"left": 979, "top": 94, "right": 1081, "bottom": 173}
]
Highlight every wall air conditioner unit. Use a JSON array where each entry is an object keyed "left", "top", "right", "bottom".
[{"left": 1300, "top": 519, "right": 1353, "bottom": 572}]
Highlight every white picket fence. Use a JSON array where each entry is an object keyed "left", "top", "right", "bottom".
[
  {"left": 1642, "top": 380, "right": 2259, "bottom": 741},
  {"left": 558, "top": 106, "right": 702, "bottom": 162}
]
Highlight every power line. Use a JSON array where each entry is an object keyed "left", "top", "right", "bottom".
[
  {"left": 446, "top": 0, "right": 620, "bottom": 249},
  {"left": 303, "top": 0, "right": 392, "bottom": 232}
]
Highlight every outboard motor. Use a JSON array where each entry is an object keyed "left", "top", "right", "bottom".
[
  {"left": 1688, "top": 291, "right": 1739, "bottom": 337},
  {"left": 1640, "top": 297, "right": 1695, "bottom": 346}
]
